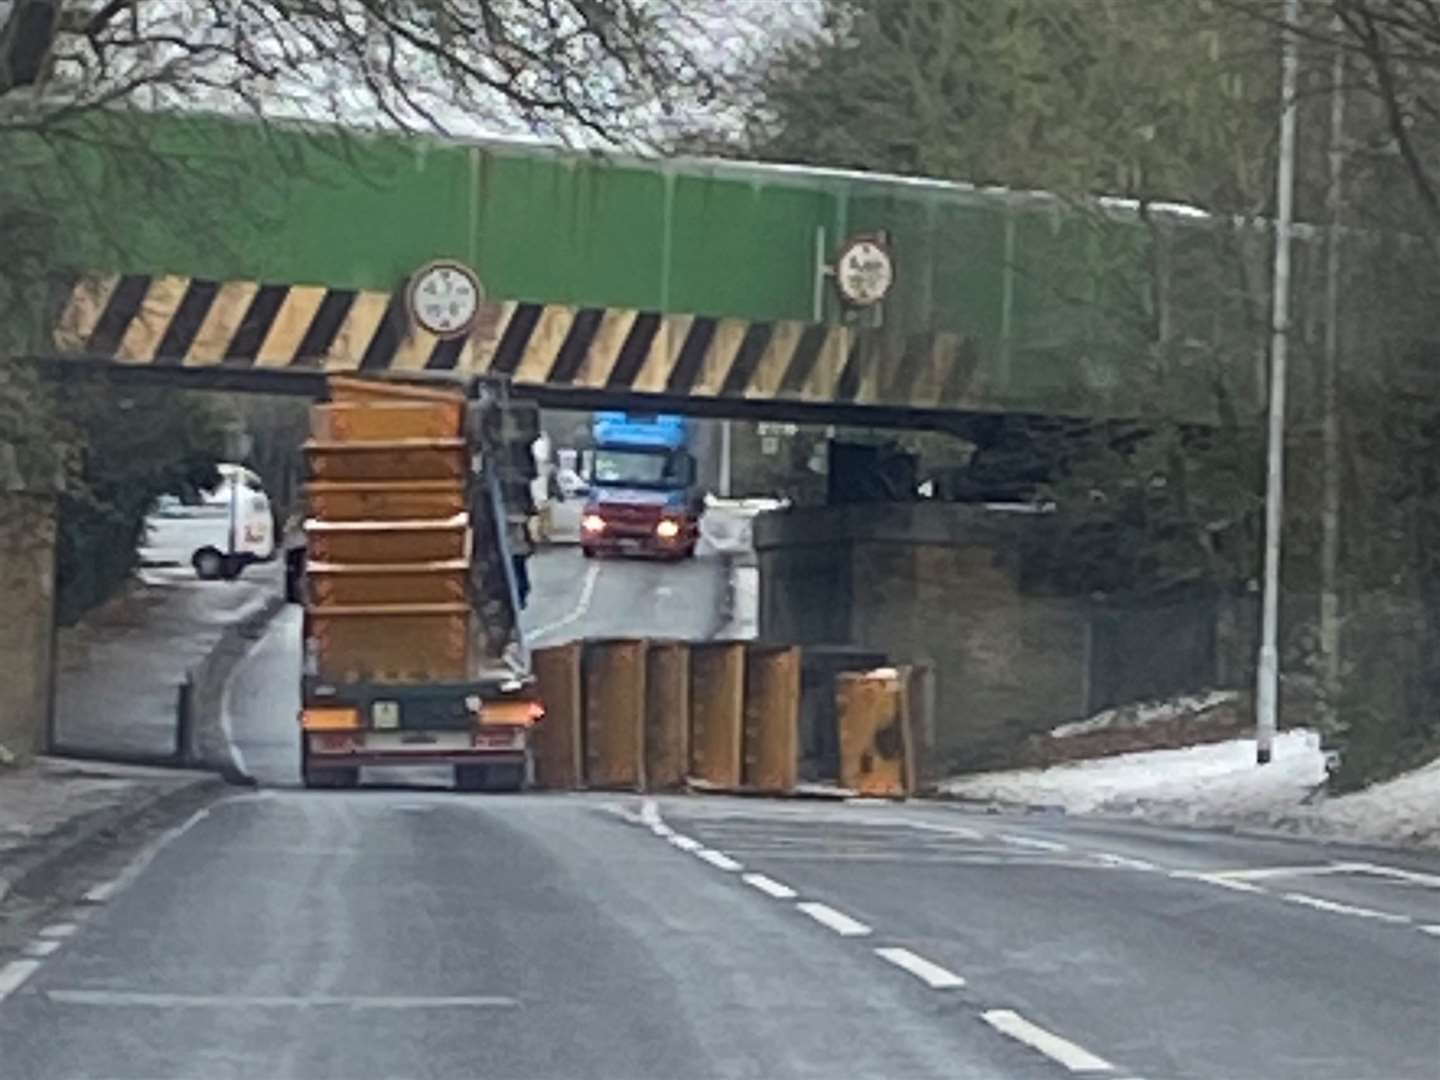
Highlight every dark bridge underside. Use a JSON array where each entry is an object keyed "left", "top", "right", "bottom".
[{"left": 32, "top": 352, "right": 1035, "bottom": 439}]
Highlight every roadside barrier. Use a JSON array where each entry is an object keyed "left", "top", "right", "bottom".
[
  {"left": 531, "top": 642, "right": 582, "bottom": 789},
  {"left": 690, "top": 642, "right": 745, "bottom": 789},
  {"left": 836, "top": 667, "right": 922, "bottom": 798},
  {"left": 532, "top": 639, "right": 925, "bottom": 797},
  {"left": 644, "top": 642, "right": 690, "bottom": 790},
  {"left": 583, "top": 640, "right": 646, "bottom": 790}
]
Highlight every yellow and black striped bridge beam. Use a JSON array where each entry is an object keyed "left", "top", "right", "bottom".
[{"left": 42, "top": 274, "right": 992, "bottom": 427}]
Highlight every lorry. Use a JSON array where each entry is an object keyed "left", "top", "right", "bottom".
[
  {"left": 580, "top": 411, "right": 701, "bottom": 559},
  {"left": 295, "top": 376, "right": 544, "bottom": 791}
]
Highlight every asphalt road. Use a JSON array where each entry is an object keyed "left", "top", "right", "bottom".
[
  {"left": 3, "top": 793, "right": 1436, "bottom": 1080},
  {"left": 523, "top": 545, "right": 729, "bottom": 648}
]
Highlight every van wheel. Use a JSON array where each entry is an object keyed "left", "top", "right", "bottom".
[{"left": 193, "top": 547, "right": 224, "bottom": 581}]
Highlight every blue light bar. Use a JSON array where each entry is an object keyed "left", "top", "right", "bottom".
[{"left": 593, "top": 411, "right": 687, "bottom": 449}]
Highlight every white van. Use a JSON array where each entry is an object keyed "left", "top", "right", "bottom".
[{"left": 141, "top": 464, "right": 275, "bottom": 580}]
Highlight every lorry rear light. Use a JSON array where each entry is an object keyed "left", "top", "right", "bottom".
[
  {"left": 301, "top": 707, "right": 361, "bottom": 731},
  {"left": 655, "top": 519, "right": 681, "bottom": 539},
  {"left": 581, "top": 513, "right": 606, "bottom": 533},
  {"left": 483, "top": 699, "right": 543, "bottom": 725}
]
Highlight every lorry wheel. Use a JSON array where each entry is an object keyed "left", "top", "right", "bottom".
[
  {"left": 193, "top": 547, "right": 224, "bottom": 580},
  {"left": 486, "top": 762, "right": 526, "bottom": 793},
  {"left": 220, "top": 555, "right": 244, "bottom": 581},
  {"left": 454, "top": 764, "right": 487, "bottom": 792},
  {"left": 303, "top": 764, "right": 359, "bottom": 789},
  {"left": 301, "top": 736, "right": 359, "bottom": 789},
  {"left": 581, "top": 546, "right": 596, "bottom": 559}
]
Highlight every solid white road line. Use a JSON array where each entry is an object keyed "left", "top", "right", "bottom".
[
  {"left": 44, "top": 990, "right": 519, "bottom": 1009},
  {"left": 874, "top": 947, "right": 966, "bottom": 989},
  {"left": 525, "top": 563, "right": 601, "bottom": 644},
  {"left": 795, "top": 901, "right": 872, "bottom": 937},
  {"left": 0, "top": 959, "right": 42, "bottom": 1001},
  {"left": 1280, "top": 892, "right": 1412, "bottom": 924},
  {"left": 639, "top": 799, "right": 662, "bottom": 828},
  {"left": 1212, "top": 864, "right": 1348, "bottom": 882},
  {"left": 742, "top": 873, "right": 797, "bottom": 899},
  {"left": 21, "top": 940, "right": 61, "bottom": 958},
  {"left": 1331, "top": 862, "right": 1440, "bottom": 890},
  {"left": 696, "top": 849, "right": 743, "bottom": 872},
  {"left": 1001, "top": 835, "right": 1069, "bottom": 852},
  {"left": 1093, "top": 853, "right": 1158, "bottom": 872},
  {"left": 82, "top": 806, "right": 213, "bottom": 905},
  {"left": 668, "top": 834, "right": 702, "bottom": 852},
  {"left": 1169, "top": 871, "right": 1266, "bottom": 894},
  {"left": 38, "top": 923, "right": 78, "bottom": 939},
  {"left": 981, "top": 1009, "right": 1115, "bottom": 1073}
]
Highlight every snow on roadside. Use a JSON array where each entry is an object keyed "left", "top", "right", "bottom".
[
  {"left": 940, "top": 729, "right": 1327, "bottom": 820},
  {"left": 1311, "top": 756, "right": 1440, "bottom": 849},
  {"left": 939, "top": 730, "right": 1440, "bottom": 848}
]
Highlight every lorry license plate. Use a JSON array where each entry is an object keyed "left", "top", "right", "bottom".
[{"left": 365, "top": 732, "right": 470, "bottom": 751}]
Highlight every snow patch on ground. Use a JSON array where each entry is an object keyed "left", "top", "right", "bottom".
[{"left": 940, "top": 731, "right": 1440, "bottom": 849}]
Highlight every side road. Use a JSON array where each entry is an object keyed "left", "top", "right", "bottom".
[
  {"left": 3, "top": 564, "right": 283, "bottom": 922},
  {"left": 53, "top": 564, "right": 281, "bottom": 763},
  {"left": 0, "top": 758, "right": 223, "bottom": 910}
]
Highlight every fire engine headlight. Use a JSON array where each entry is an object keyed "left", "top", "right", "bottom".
[
  {"left": 581, "top": 514, "right": 606, "bottom": 533},
  {"left": 655, "top": 519, "right": 681, "bottom": 539}
]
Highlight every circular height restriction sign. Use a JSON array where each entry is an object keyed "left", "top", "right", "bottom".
[
  {"left": 834, "top": 235, "right": 895, "bottom": 308},
  {"left": 407, "top": 260, "right": 483, "bottom": 338}
]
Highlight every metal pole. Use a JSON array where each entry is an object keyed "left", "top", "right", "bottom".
[
  {"left": 719, "top": 420, "right": 733, "bottom": 498},
  {"left": 1319, "top": 32, "right": 1347, "bottom": 730},
  {"left": 1256, "top": 0, "right": 1301, "bottom": 765}
]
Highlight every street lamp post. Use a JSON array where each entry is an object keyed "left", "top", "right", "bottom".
[{"left": 1257, "top": 0, "right": 1302, "bottom": 765}]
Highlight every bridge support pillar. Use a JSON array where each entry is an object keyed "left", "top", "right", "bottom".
[
  {"left": 755, "top": 503, "right": 1224, "bottom": 777},
  {"left": 0, "top": 487, "right": 58, "bottom": 764}
]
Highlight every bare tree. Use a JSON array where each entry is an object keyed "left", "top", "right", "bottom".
[
  {"left": 0, "top": 0, "right": 715, "bottom": 145},
  {"left": 1219, "top": 0, "right": 1440, "bottom": 235}
]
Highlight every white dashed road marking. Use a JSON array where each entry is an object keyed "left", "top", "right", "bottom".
[
  {"left": 982, "top": 1009, "right": 1115, "bottom": 1073},
  {"left": 21, "top": 940, "right": 61, "bottom": 958},
  {"left": 1001, "top": 835, "right": 1069, "bottom": 853},
  {"left": 742, "top": 873, "right": 798, "bottom": 899},
  {"left": 696, "top": 849, "right": 743, "bottom": 872},
  {"left": 795, "top": 901, "right": 872, "bottom": 937},
  {"left": 1420, "top": 925, "right": 1440, "bottom": 937},
  {"left": 874, "top": 947, "right": 965, "bottom": 989},
  {"left": 38, "top": 923, "right": 78, "bottom": 939},
  {"left": 0, "top": 959, "right": 42, "bottom": 1002},
  {"left": 1280, "top": 893, "right": 1412, "bottom": 924}
]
